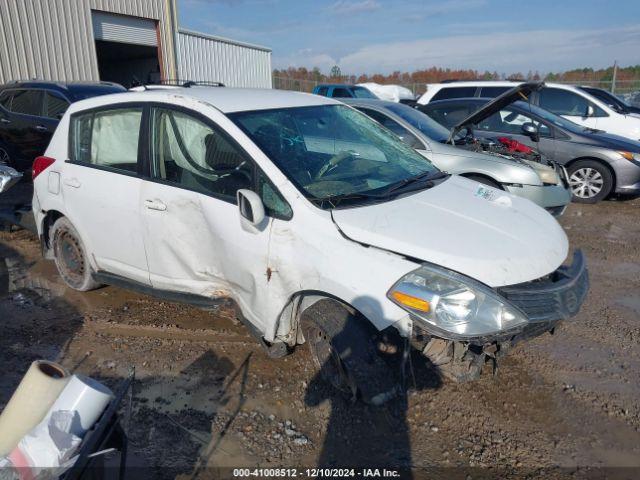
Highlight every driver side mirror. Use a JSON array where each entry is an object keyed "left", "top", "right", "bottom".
[
  {"left": 585, "top": 104, "right": 595, "bottom": 117},
  {"left": 237, "top": 189, "right": 265, "bottom": 227},
  {"left": 521, "top": 122, "right": 540, "bottom": 142}
]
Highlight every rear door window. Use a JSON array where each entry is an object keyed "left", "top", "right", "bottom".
[
  {"left": 44, "top": 91, "right": 70, "bottom": 119},
  {"left": 10, "top": 89, "right": 43, "bottom": 116},
  {"left": 70, "top": 107, "right": 143, "bottom": 173},
  {"left": 431, "top": 87, "right": 477, "bottom": 101}
]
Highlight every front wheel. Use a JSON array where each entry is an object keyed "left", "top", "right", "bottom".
[
  {"left": 51, "top": 217, "right": 101, "bottom": 291},
  {"left": 301, "top": 299, "right": 398, "bottom": 405},
  {"left": 567, "top": 160, "right": 613, "bottom": 203}
]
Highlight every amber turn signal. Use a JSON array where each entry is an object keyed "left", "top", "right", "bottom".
[{"left": 390, "top": 291, "right": 430, "bottom": 312}]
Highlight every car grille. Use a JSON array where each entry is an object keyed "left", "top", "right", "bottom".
[{"left": 498, "top": 250, "right": 589, "bottom": 322}]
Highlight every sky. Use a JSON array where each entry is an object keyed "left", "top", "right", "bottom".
[{"left": 178, "top": 0, "right": 640, "bottom": 75}]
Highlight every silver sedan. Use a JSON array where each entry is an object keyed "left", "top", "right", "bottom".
[{"left": 343, "top": 98, "right": 571, "bottom": 216}]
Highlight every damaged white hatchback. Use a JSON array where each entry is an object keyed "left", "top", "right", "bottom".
[{"left": 32, "top": 87, "right": 589, "bottom": 401}]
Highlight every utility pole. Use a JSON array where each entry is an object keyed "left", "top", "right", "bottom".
[{"left": 611, "top": 60, "right": 617, "bottom": 94}]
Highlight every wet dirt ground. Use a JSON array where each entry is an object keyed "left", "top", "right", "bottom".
[{"left": 1, "top": 198, "right": 640, "bottom": 479}]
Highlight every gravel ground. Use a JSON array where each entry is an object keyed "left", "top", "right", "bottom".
[{"left": 1, "top": 198, "right": 639, "bottom": 479}]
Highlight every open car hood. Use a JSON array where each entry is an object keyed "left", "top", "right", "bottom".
[
  {"left": 331, "top": 175, "right": 568, "bottom": 288},
  {"left": 449, "top": 82, "right": 545, "bottom": 140}
]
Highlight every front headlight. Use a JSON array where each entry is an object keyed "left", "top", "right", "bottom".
[
  {"left": 617, "top": 151, "right": 640, "bottom": 162},
  {"left": 388, "top": 264, "right": 527, "bottom": 337},
  {"left": 524, "top": 160, "right": 560, "bottom": 185}
]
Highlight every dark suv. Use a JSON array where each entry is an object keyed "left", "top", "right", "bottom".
[{"left": 0, "top": 81, "right": 125, "bottom": 173}]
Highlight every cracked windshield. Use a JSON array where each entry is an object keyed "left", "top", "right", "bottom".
[{"left": 232, "top": 105, "right": 440, "bottom": 206}]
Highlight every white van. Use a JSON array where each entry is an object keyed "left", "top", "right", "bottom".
[
  {"left": 31, "top": 87, "right": 588, "bottom": 400},
  {"left": 418, "top": 81, "right": 640, "bottom": 141}
]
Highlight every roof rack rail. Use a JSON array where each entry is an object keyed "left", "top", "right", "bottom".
[{"left": 140, "top": 79, "right": 225, "bottom": 88}]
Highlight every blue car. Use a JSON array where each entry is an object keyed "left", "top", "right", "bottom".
[{"left": 312, "top": 84, "right": 378, "bottom": 99}]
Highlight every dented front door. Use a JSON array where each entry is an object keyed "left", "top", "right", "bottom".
[{"left": 139, "top": 105, "right": 271, "bottom": 332}]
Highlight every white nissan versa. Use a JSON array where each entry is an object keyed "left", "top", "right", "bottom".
[{"left": 31, "top": 87, "right": 589, "bottom": 400}]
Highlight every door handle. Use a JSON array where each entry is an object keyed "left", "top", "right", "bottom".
[
  {"left": 63, "top": 178, "right": 81, "bottom": 188},
  {"left": 34, "top": 125, "right": 48, "bottom": 132},
  {"left": 144, "top": 199, "right": 167, "bottom": 211},
  {"left": 0, "top": 118, "right": 10, "bottom": 124}
]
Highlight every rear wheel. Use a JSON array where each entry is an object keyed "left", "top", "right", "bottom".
[
  {"left": 464, "top": 174, "right": 502, "bottom": 190},
  {"left": 567, "top": 160, "right": 613, "bottom": 203},
  {"left": 51, "top": 217, "right": 101, "bottom": 291}
]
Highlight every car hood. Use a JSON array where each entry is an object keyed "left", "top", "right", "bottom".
[
  {"left": 429, "top": 139, "right": 530, "bottom": 167},
  {"left": 331, "top": 175, "right": 568, "bottom": 287},
  {"left": 450, "top": 82, "right": 545, "bottom": 139}
]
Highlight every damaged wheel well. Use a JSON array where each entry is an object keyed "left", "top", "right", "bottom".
[{"left": 41, "top": 210, "right": 65, "bottom": 257}]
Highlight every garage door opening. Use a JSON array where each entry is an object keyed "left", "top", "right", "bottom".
[
  {"left": 95, "top": 40, "right": 161, "bottom": 87},
  {"left": 92, "top": 11, "right": 162, "bottom": 88}
]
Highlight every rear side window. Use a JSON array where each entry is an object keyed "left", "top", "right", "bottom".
[
  {"left": 10, "top": 90, "right": 43, "bottom": 116},
  {"left": 70, "top": 107, "right": 142, "bottom": 173},
  {"left": 479, "top": 86, "right": 510, "bottom": 98},
  {"left": 44, "top": 92, "right": 70, "bottom": 119},
  {"left": 331, "top": 88, "right": 352, "bottom": 98},
  {"left": 431, "top": 87, "right": 477, "bottom": 101},
  {"left": 317, "top": 87, "right": 328, "bottom": 96}
]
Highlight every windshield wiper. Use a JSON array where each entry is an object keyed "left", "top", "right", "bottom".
[
  {"left": 382, "top": 171, "right": 449, "bottom": 195},
  {"left": 309, "top": 171, "right": 448, "bottom": 208},
  {"left": 309, "top": 190, "right": 389, "bottom": 208}
]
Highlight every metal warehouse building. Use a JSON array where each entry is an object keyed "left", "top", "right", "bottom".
[{"left": 0, "top": 0, "right": 272, "bottom": 88}]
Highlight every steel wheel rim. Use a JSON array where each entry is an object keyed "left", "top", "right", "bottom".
[
  {"left": 569, "top": 167, "right": 604, "bottom": 198},
  {"left": 55, "top": 230, "right": 85, "bottom": 287},
  {"left": 0, "top": 148, "right": 9, "bottom": 166}
]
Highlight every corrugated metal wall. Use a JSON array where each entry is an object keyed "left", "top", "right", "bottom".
[
  {"left": 178, "top": 30, "right": 272, "bottom": 89},
  {"left": 0, "top": 0, "right": 177, "bottom": 84}
]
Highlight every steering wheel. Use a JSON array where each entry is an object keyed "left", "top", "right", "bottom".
[{"left": 315, "top": 150, "right": 355, "bottom": 180}]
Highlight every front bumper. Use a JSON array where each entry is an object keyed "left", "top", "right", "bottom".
[
  {"left": 412, "top": 250, "right": 589, "bottom": 347},
  {"left": 502, "top": 182, "right": 571, "bottom": 216}
]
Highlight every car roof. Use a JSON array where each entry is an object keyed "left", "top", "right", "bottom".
[{"left": 70, "top": 87, "right": 341, "bottom": 114}]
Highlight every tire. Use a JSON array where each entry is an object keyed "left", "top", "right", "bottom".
[
  {"left": 50, "top": 217, "right": 101, "bottom": 291},
  {"left": 301, "top": 299, "right": 398, "bottom": 404},
  {"left": 567, "top": 160, "right": 613, "bottom": 204},
  {"left": 464, "top": 174, "right": 502, "bottom": 190}
]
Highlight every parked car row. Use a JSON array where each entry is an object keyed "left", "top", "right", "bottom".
[{"left": 314, "top": 80, "right": 640, "bottom": 204}]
